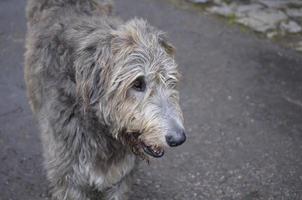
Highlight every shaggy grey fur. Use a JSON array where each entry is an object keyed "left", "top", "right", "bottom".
[{"left": 25, "top": 0, "right": 185, "bottom": 199}]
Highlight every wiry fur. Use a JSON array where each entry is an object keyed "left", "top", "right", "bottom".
[{"left": 24, "top": 0, "right": 184, "bottom": 199}]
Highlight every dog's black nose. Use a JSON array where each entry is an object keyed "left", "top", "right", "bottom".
[{"left": 166, "top": 129, "right": 186, "bottom": 147}]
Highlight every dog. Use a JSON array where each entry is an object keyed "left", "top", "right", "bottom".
[{"left": 24, "top": 0, "right": 186, "bottom": 199}]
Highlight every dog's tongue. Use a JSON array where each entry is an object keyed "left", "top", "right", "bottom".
[{"left": 142, "top": 145, "right": 164, "bottom": 158}]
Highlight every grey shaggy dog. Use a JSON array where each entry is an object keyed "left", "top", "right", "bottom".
[{"left": 24, "top": 0, "right": 186, "bottom": 199}]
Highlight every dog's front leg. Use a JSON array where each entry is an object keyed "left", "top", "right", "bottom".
[
  {"left": 51, "top": 181, "right": 93, "bottom": 200},
  {"left": 103, "top": 177, "right": 132, "bottom": 200}
]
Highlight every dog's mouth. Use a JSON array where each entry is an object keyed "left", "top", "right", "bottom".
[
  {"left": 141, "top": 143, "right": 164, "bottom": 158},
  {"left": 122, "top": 131, "right": 164, "bottom": 159}
]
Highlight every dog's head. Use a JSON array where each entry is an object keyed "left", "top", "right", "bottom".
[{"left": 76, "top": 18, "right": 186, "bottom": 158}]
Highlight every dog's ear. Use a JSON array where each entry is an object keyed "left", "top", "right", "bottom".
[
  {"left": 158, "top": 33, "right": 175, "bottom": 56},
  {"left": 74, "top": 41, "right": 111, "bottom": 111}
]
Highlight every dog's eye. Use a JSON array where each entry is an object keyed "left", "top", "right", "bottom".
[{"left": 132, "top": 77, "right": 146, "bottom": 92}]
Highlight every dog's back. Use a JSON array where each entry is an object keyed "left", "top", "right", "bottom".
[
  {"left": 24, "top": 0, "right": 117, "bottom": 113},
  {"left": 26, "top": 0, "right": 112, "bottom": 26}
]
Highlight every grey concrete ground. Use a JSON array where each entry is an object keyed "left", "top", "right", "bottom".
[{"left": 0, "top": 0, "right": 302, "bottom": 199}]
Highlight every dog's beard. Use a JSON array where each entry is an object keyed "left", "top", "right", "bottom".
[
  {"left": 119, "top": 131, "right": 165, "bottom": 162},
  {"left": 120, "top": 132, "right": 149, "bottom": 162}
]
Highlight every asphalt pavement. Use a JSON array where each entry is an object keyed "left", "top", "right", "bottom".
[{"left": 0, "top": 0, "right": 302, "bottom": 199}]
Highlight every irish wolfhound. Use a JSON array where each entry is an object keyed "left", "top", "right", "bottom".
[{"left": 24, "top": 0, "right": 186, "bottom": 199}]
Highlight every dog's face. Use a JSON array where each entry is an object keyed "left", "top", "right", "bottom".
[{"left": 100, "top": 19, "right": 186, "bottom": 158}]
